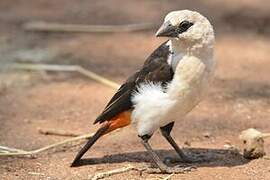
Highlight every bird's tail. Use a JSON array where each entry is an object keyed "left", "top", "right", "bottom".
[
  {"left": 70, "top": 123, "right": 110, "bottom": 167},
  {"left": 70, "top": 111, "right": 131, "bottom": 167}
]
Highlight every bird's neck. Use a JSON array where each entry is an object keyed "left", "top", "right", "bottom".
[
  {"left": 170, "top": 39, "right": 213, "bottom": 60},
  {"left": 170, "top": 39, "right": 214, "bottom": 73}
]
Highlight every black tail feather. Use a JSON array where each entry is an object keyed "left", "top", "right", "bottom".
[{"left": 70, "top": 124, "right": 109, "bottom": 167}]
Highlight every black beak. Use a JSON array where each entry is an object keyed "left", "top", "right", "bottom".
[{"left": 155, "top": 21, "right": 178, "bottom": 38}]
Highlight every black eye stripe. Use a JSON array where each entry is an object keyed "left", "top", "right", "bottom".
[{"left": 177, "top": 20, "right": 193, "bottom": 34}]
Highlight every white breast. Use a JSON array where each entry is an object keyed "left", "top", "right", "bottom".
[{"left": 131, "top": 54, "right": 214, "bottom": 136}]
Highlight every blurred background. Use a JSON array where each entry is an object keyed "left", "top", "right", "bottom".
[{"left": 0, "top": 0, "right": 270, "bottom": 179}]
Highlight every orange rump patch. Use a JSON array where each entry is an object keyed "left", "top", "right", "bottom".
[{"left": 103, "top": 111, "right": 131, "bottom": 134}]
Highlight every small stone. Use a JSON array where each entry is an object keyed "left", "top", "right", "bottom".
[
  {"left": 224, "top": 140, "right": 231, "bottom": 145},
  {"left": 224, "top": 144, "right": 232, "bottom": 149},
  {"left": 184, "top": 140, "right": 191, "bottom": 147},
  {"left": 203, "top": 132, "right": 211, "bottom": 138},
  {"left": 24, "top": 119, "right": 31, "bottom": 123}
]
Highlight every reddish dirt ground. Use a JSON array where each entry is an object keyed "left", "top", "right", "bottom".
[{"left": 0, "top": 1, "right": 270, "bottom": 179}]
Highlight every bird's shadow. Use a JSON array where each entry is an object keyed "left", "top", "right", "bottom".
[{"left": 73, "top": 148, "right": 250, "bottom": 168}]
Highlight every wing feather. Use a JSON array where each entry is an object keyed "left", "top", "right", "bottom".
[{"left": 94, "top": 41, "right": 174, "bottom": 124}]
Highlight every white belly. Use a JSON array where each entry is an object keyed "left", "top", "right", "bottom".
[
  {"left": 131, "top": 83, "right": 203, "bottom": 136},
  {"left": 131, "top": 56, "right": 213, "bottom": 136}
]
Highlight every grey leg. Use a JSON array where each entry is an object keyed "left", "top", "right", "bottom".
[
  {"left": 140, "top": 135, "right": 168, "bottom": 172},
  {"left": 140, "top": 134, "right": 192, "bottom": 173},
  {"left": 160, "top": 122, "right": 192, "bottom": 163}
]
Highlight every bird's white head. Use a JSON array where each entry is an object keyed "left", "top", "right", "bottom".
[{"left": 156, "top": 10, "right": 215, "bottom": 53}]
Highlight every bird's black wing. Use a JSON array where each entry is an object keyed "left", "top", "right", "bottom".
[{"left": 94, "top": 41, "right": 174, "bottom": 124}]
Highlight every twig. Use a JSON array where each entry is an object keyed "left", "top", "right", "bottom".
[
  {"left": 28, "top": 172, "right": 45, "bottom": 176},
  {"left": 0, "top": 146, "right": 28, "bottom": 153},
  {"left": 0, "top": 133, "right": 94, "bottom": 157},
  {"left": 6, "top": 63, "right": 120, "bottom": 89},
  {"left": 89, "top": 165, "right": 136, "bottom": 180},
  {"left": 38, "top": 128, "right": 81, "bottom": 137},
  {"left": 163, "top": 173, "right": 174, "bottom": 180},
  {"left": 0, "top": 129, "right": 121, "bottom": 157},
  {"left": 23, "top": 21, "right": 155, "bottom": 33}
]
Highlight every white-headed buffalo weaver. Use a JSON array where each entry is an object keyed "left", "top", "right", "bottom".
[{"left": 71, "top": 10, "right": 215, "bottom": 173}]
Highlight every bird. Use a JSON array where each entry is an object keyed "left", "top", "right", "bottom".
[{"left": 71, "top": 10, "right": 215, "bottom": 173}]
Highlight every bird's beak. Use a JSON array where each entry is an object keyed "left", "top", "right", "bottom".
[{"left": 155, "top": 21, "right": 178, "bottom": 38}]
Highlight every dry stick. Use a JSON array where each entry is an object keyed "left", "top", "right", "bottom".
[
  {"left": 0, "top": 146, "right": 28, "bottom": 154},
  {"left": 0, "top": 129, "right": 121, "bottom": 157},
  {"left": 89, "top": 165, "right": 136, "bottom": 180},
  {"left": 163, "top": 173, "right": 175, "bottom": 180},
  {"left": 38, "top": 128, "right": 81, "bottom": 137},
  {"left": 8, "top": 63, "right": 120, "bottom": 89},
  {"left": 0, "top": 133, "right": 94, "bottom": 156},
  {"left": 23, "top": 21, "right": 155, "bottom": 33}
]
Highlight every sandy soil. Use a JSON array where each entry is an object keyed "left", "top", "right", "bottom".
[{"left": 0, "top": 0, "right": 270, "bottom": 179}]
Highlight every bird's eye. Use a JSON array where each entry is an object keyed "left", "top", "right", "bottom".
[{"left": 178, "top": 20, "right": 193, "bottom": 33}]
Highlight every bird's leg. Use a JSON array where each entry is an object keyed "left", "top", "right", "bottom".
[
  {"left": 140, "top": 134, "right": 191, "bottom": 174},
  {"left": 160, "top": 122, "right": 192, "bottom": 163},
  {"left": 140, "top": 135, "right": 168, "bottom": 172}
]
